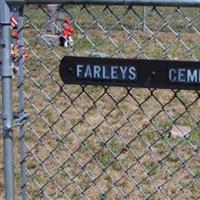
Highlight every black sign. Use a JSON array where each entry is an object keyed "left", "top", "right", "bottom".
[{"left": 59, "top": 56, "right": 200, "bottom": 90}]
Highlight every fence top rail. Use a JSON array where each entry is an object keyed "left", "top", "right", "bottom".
[{"left": 6, "top": 0, "right": 200, "bottom": 7}]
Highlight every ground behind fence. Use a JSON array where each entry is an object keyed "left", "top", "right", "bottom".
[{"left": 1, "top": 2, "right": 200, "bottom": 200}]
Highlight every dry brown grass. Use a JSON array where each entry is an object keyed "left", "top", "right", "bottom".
[{"left": 1, "top": 4, "right": 200, "bottom": 200}]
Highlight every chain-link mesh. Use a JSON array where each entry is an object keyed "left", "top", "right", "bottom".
[{"left": 9, "top": 3, "right": 200, "bottom": 199}]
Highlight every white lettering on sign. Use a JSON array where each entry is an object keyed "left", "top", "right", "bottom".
[
  {"left": 178, "top": 69, "right": 186, "bottom": 82},
  {"left": 77, "top": 64, "right": 84, "bottom": 77},
  {"left": 76, "top": 64, "right": 137, "bottom": 81},
  {"left": 187, "top": 70, "right": 197, "bottom": 83},
  {"left": 169, "top": 68, "right": 200, "bottom": 83},
  {"left": 85, "top": 65, "right": 92, "bottom": 78},
  {"left": 120, "top": 66, "right": 127, "bottom": 79},
  {"left": 93, "top": 65, "right": 101, "bottom": 78},
  {"left": 129, "top": 67, "right": 136, "bottom": 80},
  {"left": 102, "top": 66, "right": 110, "bottom": 79},
  {"left": 111, "top": 65, "right": 118, "bottom": 79},
  {"left": 169, "top": 68, "right": 176, "bottom": 82}
]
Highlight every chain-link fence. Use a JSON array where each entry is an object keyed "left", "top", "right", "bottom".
[{"left": 1, "top": 1, "right": 200, "bottom": 199}]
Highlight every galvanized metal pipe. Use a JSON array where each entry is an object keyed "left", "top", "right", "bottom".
[{"left": 1, "top": 0, "right": 15, "bottom": 199}]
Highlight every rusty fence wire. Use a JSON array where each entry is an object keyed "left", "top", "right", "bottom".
[{"left": 2, "top": 2, "right": 200, "bottom": 200}]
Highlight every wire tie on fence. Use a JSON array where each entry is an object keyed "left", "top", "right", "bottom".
[
  {"left": 13, "top": 111, "right": 28, "bottom": 125},
  {"left": 0, "top": 126, "right": 14, "bottom": 135},
  {"left": 0, "top": 111, "right": 28, "bottom": 135}
]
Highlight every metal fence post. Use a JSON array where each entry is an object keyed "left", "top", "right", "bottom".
[
  {"left": 1, "top": 1, "right": 200, "bottom": 199},
  {"left": 18, "top": 5, "right": 27, "bottom": 200},
  {"left": 0, "top": 0, "right": 15, "bottom": 199}
]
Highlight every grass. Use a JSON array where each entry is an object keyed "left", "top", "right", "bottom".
[{"left": 1, "top": 3, "right": 200, "bottom": 200}]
